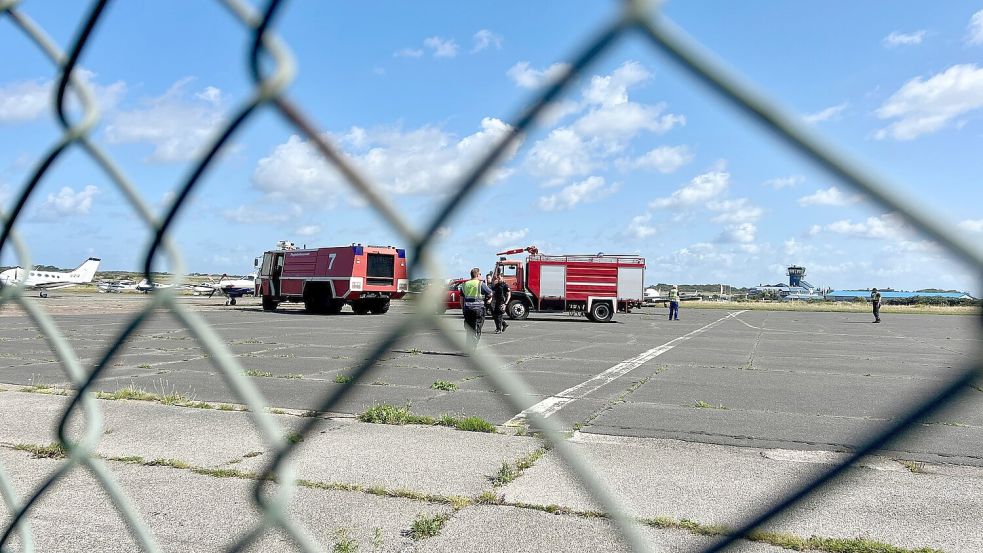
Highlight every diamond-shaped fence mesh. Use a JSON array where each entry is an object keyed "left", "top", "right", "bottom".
[{"left": 0, "top": 0, "right": 980, "bottom": 551}]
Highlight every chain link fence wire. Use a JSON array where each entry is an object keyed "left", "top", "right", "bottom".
[{"left": 1, "top": 0, "right": 981, "bottom": 551}]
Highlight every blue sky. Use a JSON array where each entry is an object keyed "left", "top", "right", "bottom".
[{"left": 1, "top": 1, "right": 981, "bottom": 294}]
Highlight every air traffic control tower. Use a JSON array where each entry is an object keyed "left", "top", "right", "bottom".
[{"left": 787, "top": 265, "right": 806, "bottom": 287}]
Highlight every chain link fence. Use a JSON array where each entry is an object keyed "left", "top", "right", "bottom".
[{"left": 1, "top": 0, "right": 981, "bottom": 551}]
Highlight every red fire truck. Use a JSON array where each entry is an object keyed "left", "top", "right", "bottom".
[
  {"left": 255, "top": 242, "right": 408, "bottom": 314},
  {"left": 445, "top": 246, "right": 645, "bottom": 322}
]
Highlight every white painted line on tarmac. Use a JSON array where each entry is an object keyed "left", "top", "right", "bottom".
[{"left": 506, "top": 310, "right": 747, "bottom": 426}]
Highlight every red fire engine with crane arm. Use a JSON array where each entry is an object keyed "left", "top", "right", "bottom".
[{"left": 445, "top": 246, "right": 645, "bottom": 322}]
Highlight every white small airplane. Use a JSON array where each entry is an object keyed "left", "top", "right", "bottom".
[
  {"left": 0, "top": 257, "right": 101, "bottom": 297},
  {"left": 195, "top": 272, "right": 257, "bottom": 305},
  {"left": 135, "top": 279, "right": 176, "bottom": 293}
]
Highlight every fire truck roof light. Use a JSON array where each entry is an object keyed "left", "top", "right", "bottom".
[
  {"left": 352, "top": 246, "right": 363, "bottom": 255},
  {"left": 396, "top": 249, "right": 406, "bottom": 258}
]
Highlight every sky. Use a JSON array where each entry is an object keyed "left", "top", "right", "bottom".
[{"left": 0, "top": 1, "right": 981, "bottom": 294}]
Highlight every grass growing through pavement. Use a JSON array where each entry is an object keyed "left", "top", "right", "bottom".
[
  {"left": 244, "top": 370, "right": 274, "bottom": 378},
  {"left": 334, "top": 374, "right": 354, "bottom": 384},
  {"left": 6, "top": 443, "right": 939, "bottom": 553},
  {"left": 358, "top": 404, "right": 496, "bottom": 433},
  {"left": 431, "top": 380, "right": 458, "bottom": 391},
  {"left": 693, "top": 400, "right": 728, "bottom": 410},
  {"left": 409, "top": 513, "right": 449, "bottom": 540},
  {"left": 899, "top": 459, "right": 927, "bottom": 474},
  {"left": 14, "top": 442, "right": 68, "bottom": 459},
  {"left": 492, "top": 448, "right": 546, "bottom": 486},
  {"left": 332, "top": 529, "right": 358, "bottom": 553}
]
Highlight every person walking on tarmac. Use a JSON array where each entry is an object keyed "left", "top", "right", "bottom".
[
  {"left": 871, "top": 287, "right": 882, "bottom": 323},
  {"left": 491, "top": 273, "right": 511, "bottom": 333},
  {"left": 462, "top": 268, "right": 493, "bottom": 351},
  {"left": 668, "top": 285, "right": 680, "bottom": 321}
]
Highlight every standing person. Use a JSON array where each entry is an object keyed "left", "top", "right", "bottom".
[
  {"left": 461, "top": 268, "right": 492, "bottom": 351},
  {"left": 490, "top": 274, "right": 511, "bottom": 334},
  {"left": 871, "top": 287, "right": 882, "bottom": 323},
  {"left": 668, "top": 285, "right": 680, "bottom": 321}
]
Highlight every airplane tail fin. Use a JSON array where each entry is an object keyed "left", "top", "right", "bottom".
[{"left": 72, "top": 257, "right": 101, "bottom": 283}]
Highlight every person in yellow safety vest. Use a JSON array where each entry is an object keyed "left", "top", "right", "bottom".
[
  {"left": 461, "top": 267, "right": 493, "bottom": 351},
  {"left": 871, "top": 287, "right": 882, "bottom": 323},
  {"left": 668, "top": 285, "right": 680, "bottom": 321}
]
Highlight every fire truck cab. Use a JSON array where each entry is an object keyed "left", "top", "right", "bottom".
[{"left": 256, "top": 241, "right": 408, "bottom": 315}]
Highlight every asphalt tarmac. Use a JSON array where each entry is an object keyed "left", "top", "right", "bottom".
[{"left": 2, "top": 294, "right": 980, "bottom": 465}]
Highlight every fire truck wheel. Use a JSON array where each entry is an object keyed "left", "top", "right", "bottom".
[
  {"left": 506, "top": 299, "right": 529, "bottom": 320},
  {"left": 352, "top": 302, "right": 371, "bottom": 315},
  {"left": 589, "top": 301, "right": 613, "bottom": 322},
  {"left": 262, "top": 296, "right": 278, "bottom": 311},
  {"left": 369, "top": 299, "right": 390, "bottom": 314},
  {"left": 325, "top": 300, "right": 344, "bottom": 314}
]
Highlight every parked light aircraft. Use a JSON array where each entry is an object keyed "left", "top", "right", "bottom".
[
  {"left": 0, "top": 257, "right": 101, "bottom": 297},
  {"left": 195, "top": 273, "right": 257, "bottom": 305}
]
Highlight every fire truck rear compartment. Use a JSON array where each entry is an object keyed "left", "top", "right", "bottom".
[{"left": 366, "top": 253, "right": 395, "bottom": 286}]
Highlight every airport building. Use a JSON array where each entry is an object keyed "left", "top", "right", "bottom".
[{"left": 752, "top": 266, "right": 975, "bottom": 302}]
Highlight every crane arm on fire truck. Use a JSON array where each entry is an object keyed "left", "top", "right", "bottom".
[{"left": 496, "top": 245, "right": 539, "bottom": 256}]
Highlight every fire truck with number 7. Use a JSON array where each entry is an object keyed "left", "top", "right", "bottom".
[{"left": 256, "top": 241, "right": 408, "bottom": 314}]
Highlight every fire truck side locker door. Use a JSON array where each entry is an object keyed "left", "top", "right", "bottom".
[
  {"left": 617, "top": 266, "right": 644, "bottom": 301},
  {"left": 540, "top": 265, "right": 565, "bottom": 311}
]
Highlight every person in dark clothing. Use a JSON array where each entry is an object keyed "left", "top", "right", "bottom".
[
  {"left": 461, "top": 268, "right": 493, "bottom": 351},
  {"left": 490, "top": 274, "right": 511, "bottom": 333},
  {"left": 871, "top": 288, "right": 882, "bottom": 323}
]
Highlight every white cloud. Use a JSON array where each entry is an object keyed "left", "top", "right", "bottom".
[
  {"left": 0, "top": 69, "right": 125, "bottom": 123},
  {"left": 295, "top": 225, "right": 321, "bottom": 237},
  {"left": 537, "top": 176, "right": 619, "bottom": 211},
  {"left": 803, "top": 102, "right": 848, "bottom": 124},
  {"left": 484, "top": 228, "right": 528, "bottom": 248},
  {"left": 716, "top": 222, "right": 757, "bottom": 244},
  {"left": 797, "top": 186, "right": 862, "bottom": 207},
  {"left": 393, "top": 48, "right": 424, "bottom": 59},
  {"left": 253, "top": 117, "right": 518, "bottom": 205},
  {"left": 424, "top": 36, "right": 459, "bottom": 58},
  {"left": 38, "top": 185, "right": 98, "bottom": 218},
  {"left": 521, "top": 61, "right": 684, "bottom": 186},
  {"left": 583, "top": 61, "right": 651, "bottom": 107},
  {"left": 507, "top": 61, "right": 570, "bottom": 89},
  {"left": 104, "top": 77, "right": 226, "bottom": 162},
  {"left": 525, "top": 128, "right": 594, "bottom": 184},
  {"left": 650, "top": 170, "right": 729, "bottom": 209},
  {"left": 763, "top": 175, "right": 803, "bottom": 189},
  {"left": 222, "top": 204, "right": 295, "bottom": 224},
  {"left": 968, "top": 10, "right": 983, "bottom": 45},
  {"left": 958, "top": 219, "right": 983, "bottom": 232},
  {"left": 874, "top": 64, "right": 983, "bottom": 140},
  {"left": 883, "top": 30, "right": 926, "bottom": 47},
  {"left": 0, "top": 79, "right": 49, "bottom": 122},
  {"left": 573, "top": 102, "right": 683, "bottom": 140},
  {"left": 784, "top": 238, "right": 812, "bottom": 256},
  {"left": 627, "top": 213, "right": 656, "bottom": 239},
  {"left": 823, "top": 213, "right": 908, "bottom": 240},
  {"left": 707, "top": 198, "right": 763, "bottom": 223},
  {"left": 619, "top": 145, "right": 693, "bottom": 174},
  {"left": 472, "top": 30, "right": 503, "bottom": 53}
]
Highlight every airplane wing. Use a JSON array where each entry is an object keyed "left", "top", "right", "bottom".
[{"left": 32, "top": 282, "right": 80, "bottom": 290}]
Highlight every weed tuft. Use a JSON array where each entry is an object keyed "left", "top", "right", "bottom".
[
  {"left": 145, "top": 458, "right": 191, "bottom": 469},
  {"left": 244, "top": 370, "right": 274, "bottom": 378},
  {"left": 431, "top": 380, "right": 457, "bottom": 391},
  {"left": 332, "top": 528, "right": 358, "bottom": 553},
  {"left": 693, "top": 400, "right": 728, "bottom": 410},
  {"left": 409, "top": 513, "right": 448, "bottom": 540},
  {"left": 450, "top": 416, "right": 496, "bottom": 433},
  {"left": 14, "top": 442, "right": 68, "bottom": 459},
  {"left": 334, "top": 374, "right": 354, "bottom": 384}
]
